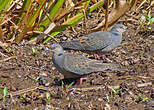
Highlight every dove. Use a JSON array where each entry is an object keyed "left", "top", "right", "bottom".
[
  {"left": 60, "top": 24, "right": 127, "bottom": 53},
  {"left": 50, "top": 43, "right": 121, "bottom": 84}
]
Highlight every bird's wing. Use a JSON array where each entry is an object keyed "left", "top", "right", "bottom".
[
  {"left": 63, "top": 53, "right": 102, "bottom": 75},
  {"left": 63, "top": 53, "right": 121, "bottom": 76},
  {"left": 60, "top": 31, "right": 114, "bottom": 51},
  {"left": 81, "top": 31, "right": 113, "bottom": 51}
]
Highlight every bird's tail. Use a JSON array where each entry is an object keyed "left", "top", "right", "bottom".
[{"left": 60, "top": 40, "right": 83, "bottom": 50}]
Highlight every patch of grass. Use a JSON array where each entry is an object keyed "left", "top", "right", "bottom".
[
  {"left": 62, "top": 81, "right": 75, "bottom": 100},
  {"left": 138, "top": 14, "right": 154, "bottom": 30},
  {"left": 111, "top": 88, "right": 121, "bottom": 97},
  {"left": 62, "top": 81, "right": 74, "bottom": 92},
  {"left": 46, "top": 92, "right": 51, "bottom": 102},
  {"left": 0, "top": 0, "right": 105, "bottom": 43},
  {"left": 32, "top": 47, "right": 39, "bottom": 55},
  {"left": 135, "top": 96, "right": 148, "bottom": 103},
  {"left": 27, "top": 76, "right": 39, "bottom": 83},
  {"left": 105, "top": 94, "right": 110, "bottom": 102},
  {"left": 19, "top": 95, "right": 31, "bottom": 104},
  {"left": 0, "top": 87, "right": 7, "bottom": 101}
]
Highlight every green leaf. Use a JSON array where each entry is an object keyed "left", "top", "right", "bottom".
[
  {"left": 39, "top": 0, "right": 65, "bottom": 31},
  {"left": 43, "top": 25, "right": 68, "bottom": 43},
  {"left": 83, "top": 0, "right": 90, "bottom": 10},
  {"left": 0, "top": 0, "right": 11, "bottom": 17},
  {"left": 112, "top": 88, "right": 120, "bottom": 97},
  {"left": 143, "top": 14, "right": 149, "bottom": 19},
  {"left": 151, "top": 18, "right": 154, "bottom": 22},
  {"left": 0, "top": 0, "right": 10, "bottom": 11},
  {"left": 147, "top": 14, "right": 151, "bottom": 19},
  {"left": 32, "top": 47, "right": 39, "bottom": 54},
  {"left": 0, "top": 88, "right": 3, "bottom": 94},
  {"left": 28, "top": 0, "right": 47, "bottom": 27},
  {"left": 140, "top": 96, "right": 148, "bottom": 101},
  {"left": 66, "top": 81, "right": 74, "bottom": 91},
  {"left": 106, "top": 94, "right": 110, "bottom": 102},
  {"left": 135, "top": 96, "right": 148, "bottom": 102},
  {"left": 46, "top": 92, "right": 51, "bottom": 101},
  {"left": 88, "top": 0, "right": 105, "bottom": 13},
  {"left": 3, "top": 87, "right": 7, "bottom": 97}
]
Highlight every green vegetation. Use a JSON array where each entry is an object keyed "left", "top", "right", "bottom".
[
  {"left": 32, "top": 47, "right": 39, "bottom": 55},
  {"left": 0, "top": 0, "right": 105, "bottom": 43},
  {"left": 111, "top": 88, "right": 121, "bottom": 97},
  {"left": 135, "top": 96, "right": 148, "bottom": 103},
  {"left": 62, "top": 81, "right": 74, "bottom": 100},
  {"left": 0, "top": 87, "right": 7, "bottom": 101},
  {"left": 139, "top": 14, "right": 154, "bottom": 30},
  {"left": 46, "top": 92, "right": 51, "bottom": 101},
  {"left": 62, "top": 81, "right": 74, "bottom": 93}
]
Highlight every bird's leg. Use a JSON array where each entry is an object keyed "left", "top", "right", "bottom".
[
  {"left": 94, "top": 52, "right": 108, "bottom": 61},
  {"left": 94, "top": 53, "right": 101, "bottom": 60},
  {"left": 66, "top": 76, "right": 87, "bottom": 96},
  {"left": 75, "top": 75, "right": 87, "bottom": 85}
]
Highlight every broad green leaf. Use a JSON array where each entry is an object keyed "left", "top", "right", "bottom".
[
  {"left": 88, "top": 0, "right": 105, "bottom": 13},
  {"left": 83, "top": 0, "right": 90, "bottom": 10},
  {"left": 39, "top": 0, "right": 65, "bottom": 31},
  {"left": 0, "top": 0, "right": 12, "bottom": 17},
  {"left": 66, "top": 81, "right": 74, "bottom": 91},
  {"left": 46, "top": 92, "right": 51, "bottom": 101},
  {"left": 26, "top": 0, "right": 34, "bottom": 13},
  {"left": 0, "top": 0, "right": 10, "bottom": 11},
  {"left": 3, "top": 87, "right": 7, "bottom": 97},
  {"left": 43, "top": 25, "right": 67, "bottom": 43},
  {"left": 28, "top": 0, "right": 47, "bottom": 27}
]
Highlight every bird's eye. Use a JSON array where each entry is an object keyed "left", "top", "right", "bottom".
[{"left": 51, "top": 46, "right": 57, "bottom": 49}]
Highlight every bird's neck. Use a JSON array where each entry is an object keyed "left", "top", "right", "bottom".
[
  {"left": 53, "top": 51, "right": 64, "bottom": 67},
  {"left": 54, "top": 51, "right": 64, "bottom": 58},
  {"left": 110, "top": 29, "right": 122, "bottom": 45},
  {"left": 110, "top": 29, "right": 122, "bottom": 37},
  {"left": 110, "top": 28, "right": 118, "bottom": 32}
]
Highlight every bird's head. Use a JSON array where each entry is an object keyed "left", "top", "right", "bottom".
[
  {"left": 50, "top": 43, "right": 63, "bottom": 53},
  {"left": 111, "top": 24, "right": 127, "bottom": 33}
]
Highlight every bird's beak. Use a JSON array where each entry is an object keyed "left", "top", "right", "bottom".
[{"left": 42, "top": 48, "right": 53, "bottom": 54}]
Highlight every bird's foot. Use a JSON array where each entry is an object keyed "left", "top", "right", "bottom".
[
  {"left": 75, "top": 75, "right": 87, "bottom": 85},
  {"left": 94, "top": 54, "right": 101, "bottom": 60}
]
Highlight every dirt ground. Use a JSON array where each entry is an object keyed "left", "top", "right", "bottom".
[{"left": 0, "top": 5, "right": 153, "bottom": 110}]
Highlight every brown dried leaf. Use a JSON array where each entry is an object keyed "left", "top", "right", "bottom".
[{"left": 0, "top": 26, "right": 4, "bottom": 42}]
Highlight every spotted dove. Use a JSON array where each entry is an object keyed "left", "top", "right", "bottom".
[
  {"left": 50, "top": 44, "right": 121, "bottom": 79},
  {"left": 60, "top": 24, "right": 127, "bottom": 53}
]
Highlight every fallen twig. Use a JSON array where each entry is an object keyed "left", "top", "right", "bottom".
[
  {"left": 0, "top": 56, "right": 18, "bottom": 63},
  {"left": 71, "top": 85, "right": 105, "bottom": 92},
  {"left": 0, "top": 86, "right": 51, "bottom": 99},
  {"left": 137, "top": 82, "right": 152, "bottom": 88}
]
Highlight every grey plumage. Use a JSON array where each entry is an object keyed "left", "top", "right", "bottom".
[
  {"left": 60, "top": 24, "right": 127, "bottom": 52},
  {"left": 50, "top": 44, "right": 121, "bottom": 79}
]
